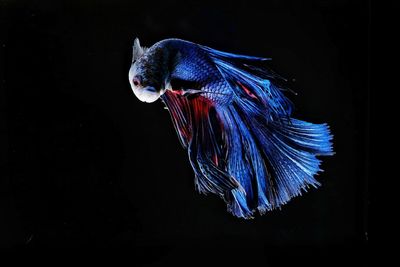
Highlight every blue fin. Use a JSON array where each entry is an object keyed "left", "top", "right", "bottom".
[
  {"left": 200, "top": 45, "right": 271, "bottom": 62},
  {"left": 161, "top": 92, "right": 241, "bottom": 196}
]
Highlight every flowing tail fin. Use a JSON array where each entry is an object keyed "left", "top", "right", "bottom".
[{"left": 219, "top": 101, "right": 333, "bottom": 217}]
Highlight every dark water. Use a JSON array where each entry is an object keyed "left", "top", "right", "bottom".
[{"left": 2, "top": 0, "right": 369, "bottom": 263}]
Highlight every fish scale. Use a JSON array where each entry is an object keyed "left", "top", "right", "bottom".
[{"left": 160, "top": 39, "right": 233, "bottom": 104}]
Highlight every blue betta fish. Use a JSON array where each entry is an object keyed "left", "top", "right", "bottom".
[{"left": 128, "top": 38, "right": 333, "bottom": 219}]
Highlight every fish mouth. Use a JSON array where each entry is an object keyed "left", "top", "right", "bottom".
[{"left": 132, "top": 86, "right": 164, "bottom": 103}]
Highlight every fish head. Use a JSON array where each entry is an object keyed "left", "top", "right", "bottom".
[{"left": 129, "top": 38, "right": 168, "bottom": 103}]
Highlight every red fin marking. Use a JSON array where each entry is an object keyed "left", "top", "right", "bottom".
[
  {"left": 237, "top": 81, "right": 258, "bottom": 99},
  {"left": 213, "top": 153, "right": 219, "bottom": 166},
  {"left": 191, "top": 96, "right": 212, "bottom": 124}
]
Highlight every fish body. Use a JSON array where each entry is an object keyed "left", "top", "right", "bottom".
[
  {"left": 130, "top": 39, "right": 233, "bottom": 104},
  {"left": 129, "top": 38, "right": 333, "bottom": 218}
]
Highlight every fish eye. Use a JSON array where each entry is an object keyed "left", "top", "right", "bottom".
[{"left": 133, "top": 77, "right": 140, "bottom": 87}]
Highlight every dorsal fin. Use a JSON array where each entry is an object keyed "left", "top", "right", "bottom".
[
  {"left": 132, "top": 37, "right": 148, "bottom": 62},
  {"left": 200, "top": 44, "right": 271, "bottom": 62}
]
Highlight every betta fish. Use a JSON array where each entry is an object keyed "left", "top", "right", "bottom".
[{"left": 128, "top": 38, "right": 333, "bottom": 219}]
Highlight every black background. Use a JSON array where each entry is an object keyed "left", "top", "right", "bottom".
[{"left": 2, "top": 0, "right": 369, "bottom": 263}]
